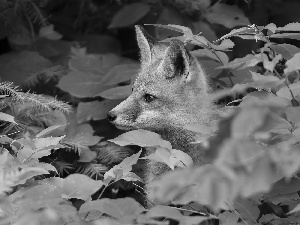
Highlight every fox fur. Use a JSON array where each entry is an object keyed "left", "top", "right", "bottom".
[{"left": 108, "top": 25, "right": 214, "bottom": 194}]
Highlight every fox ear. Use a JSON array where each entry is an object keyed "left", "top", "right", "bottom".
[
  {"left": 159, "top": 39, "right": 191, "bottom": 81},
  {"left": 135, "top": 25, "right": 157, "bottom": 66}
]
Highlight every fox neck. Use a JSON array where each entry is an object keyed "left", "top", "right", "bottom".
[{"left": 157, "top": 126, "right": 196, "bottom": 152}]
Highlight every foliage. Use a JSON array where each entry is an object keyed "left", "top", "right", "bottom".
[{"left": 1, "top": 0, "right": 300, "bottom": 225}]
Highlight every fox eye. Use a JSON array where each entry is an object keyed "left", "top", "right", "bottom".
[{"left": 144, "top": 93, "right": 156, "bottom": 103}]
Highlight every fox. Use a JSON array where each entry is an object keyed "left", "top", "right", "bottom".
[{"left": 107, "top": 25, "right": 214, "bottom": 196}]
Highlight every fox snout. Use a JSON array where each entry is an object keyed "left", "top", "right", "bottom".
[{"left": 107, "top": 111, "right": 117, "bottom": 122}]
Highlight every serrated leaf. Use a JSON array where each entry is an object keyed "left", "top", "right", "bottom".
[
  {"left": 109, "top": 3, "right": 150, "bottom": 28},
  {"left": 218, "top": 211, "right": 239, "bottom": 225},
  {"left": 63, "top": 124, "right": 101, "bottom": 152},
  {"left": 78, "top": 148, "right": 97, "bottom": 162},
  {"left": 104, "top": 150, "right": 142, "bottom": 183},
  {"left": 146, "top": 205, "right": 209, "bottom": 225},
  {"left": 69, "top": 53, "right": 120, "bottom": 75},
  {"left": 234, "top": 197, "right": 260, "bottom": 224},
  {"left": 57, "top": 70, "right": 113, "bottom": 98},
  {"left": 270, "top": 33, "right": 300, "bottom": 40},
  {"left": 0, "top": 51, "right": 52, "bottom": 86},
  {"left": 76, "top": 100, "right": 120, "bottom": 123},
  {"left": 284, "top": 52, "right": 300, "bottom": 74},
  {"left": 97, "top": 85, "right": 132, "bottom": 100},
  {"left": 0, "top": 112, "right": 16, "bottom": 124},
  {"left": 16, "top": 167, "right": 50, "bottom": 185},
  {"left": 269, "top": 44, "right": 300, "bottom": 60},
  {"left": 109, "top": 129, "right": 172, "bottom": 149},
  {"left": 218, "top": 54, "right": 263, "bottom": 70},
  {"left": 100, "top": 64, "right": 139, "bottom": 85},
  {"left": 79, "top": 198, "right": 145, "bottom": 222},
  {"left": 34, "top": 136, "right": 65, "bottom": 150},
  {"left": 264, "top": 23, "right": 277, "bottom": 33},
  {"left": 276, "top": 22, "right": 300, "bottom": 32},
  {"left": 142, "top": 148, "right": 193, "bottom": 170},
  {"left": 277, "top": 83, "right": 300, "bottom": 100},
  {"left": 148, "top": 24, "right": 193, "bottom": 36},
  {"left": 249, "top": 71, "right": 284, "bottom": 89},
  {"left": 204, "top": 3, "right": 250, "bottom": 28},
  {"left": 62, "top": 174, "right": 103, "bottom": 200}
]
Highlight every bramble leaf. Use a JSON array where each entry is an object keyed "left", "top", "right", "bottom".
[
  {"left": 109, "top": 129, "right": 172, "bottom": 149},
  {"left": 62, "top": 174, "right": 103, "bottom": 200},
  {"left": 108, "top": 3, "right": 150, "bottom": 28}
]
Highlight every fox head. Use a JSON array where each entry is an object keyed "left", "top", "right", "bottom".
[{"left": 108, "top": 25, "right": 211, "bottom": 133}]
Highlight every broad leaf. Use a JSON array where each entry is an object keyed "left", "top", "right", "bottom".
[
  {"left": 0, "top": 112, "right": 16, "bottom": 124},
  {"left": 76, "top": 100, "right": 121, "bottom": 123},
  {"left": 62, "top": 174, "right": 103, "bottom": 200},
  {"left": 100, "top": 63, "right": 139, "bottom": 85},
  {"left": 204, "top": 3, "right": 250, "bottom": 28},
  {"left": 109, "top": 129, "right": 172, "bottom": 149},
  {"left": 97, "top": 85, "right": 132, "bottom": 100},
  {"left": 79, "top": 198, "right": 145, "bottom": 223},
  {"left": 108, "top": 3, "right": 150, "bottom": 28}
]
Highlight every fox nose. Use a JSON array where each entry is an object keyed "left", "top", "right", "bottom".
[{"left": 107, "top": 111, "right": 117, "bottom": 122}]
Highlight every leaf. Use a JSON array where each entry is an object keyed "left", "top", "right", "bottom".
[
  {"left": 62, "top": 174, "right": 103, "bottom": 200},
  {"left": 69, "top": 53, "right": 120, "bottom": 75},
  {"left": 146, "top": 205, "right": 209, "bottom": 225},
  {"left": 79, "top": 198, "right": 145, "bottom": 223},
  {"left": 63, "top": 124, "right": 101, "bottom": 152},
  {"left": 34, "top": 136, "right": 65, "bottom": 150},
  {"left": 76, "top": 100, "right": 121, "bottom": 123},
  {"left": 250, "top": 71, "right": 283, "bottom": 88},
  {"left": 284, "top": 52, "right": 300, "bottom": 74},
  {"left": 38, "top": 24, "right": 63, "bottom": 40},
  {"left": 218, "top": 211, "right": 239, "bottom": 225},
  {"left": 148, "top": 24, "right": 193, "bottom": 36},
  {"left": 234, "top": 197, "right": 260, "bottom": 224},
  {"left": 104, "top": 150, "right": 142, "bottom": 183},
  {"left": 108, "top": 3, "right": 150, "bottom": 28},
  {"left": 100, "top": 64, "right": 139, "bottom": 85},
  {"left": 277, "top": 83, "right": 300, "bottom": 100},
  {"left": 150, "top": 165, "right": 234, "bottom": 212},
  {"left": 270, "top": 33, "right": 300, "bottom": 40},
  {"left": 269, "top": 44, "right": 300, "bottom": 60},
  {"left": 16, "top": 167, "right": 50, "bottom": 185},
  {"left": 109, "top": 129, "right": 172, "bottom": 149},
  {"left": 57, "top": 70, "right": 113, "bottom": 98},
  {"left": 97, "top": 85, "right": 132, "bottom": 100},
  {"left": 276, "top": 22, "right": 300, "bottom": 32},
  {"left": 0, "top": 112, "right": 16, "bottom": 124},
  {"left": 142, "top": 148, "right": 193, "bottom": 170},
  {"left": 218, "top": 54, "right": 263, "bottom": 70},
  {"left": 241, "top": 92, "right": 291, "bottom": 108},
  {"left": 78, "top": 148, "right": 97, "bottom": 162},
  {"left": 204, "top": 3, "right": 250, "bottom": 28},
  {"left": 263, "top": 54, "right": 282, "bottom": 72},
  {"left": 0, "top": 51, "right": 52, "bottom": 86}
]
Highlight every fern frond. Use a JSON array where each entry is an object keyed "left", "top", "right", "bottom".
[
  {"left": 91, "top": 141, "right": 134, "bottom": 165},
  {"left": 52, "top": 160, "right": 75, "bottom": 176},
  {"left": 24, "top": 0, "right": 46, "bottom": 25},
  {"left": 76, "top": 163, "right": 107, "bottom": 180},
  {"left": 23, "top": 66, "right": 66, "bottom": 88},
  {"left": 17, "top": 92, "right": 71, "bottom": 113}
]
